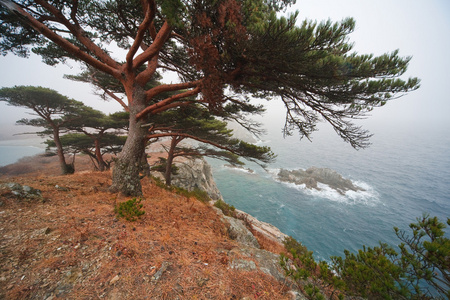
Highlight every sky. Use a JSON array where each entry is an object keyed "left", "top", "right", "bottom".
[{"left": 0, "top": 0, "right": 449, "bottom": 142}]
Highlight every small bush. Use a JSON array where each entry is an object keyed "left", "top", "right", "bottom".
[
  {"left": 214, "top": 199, "right": 236, "bottom": 217},
  {"left": 114, "top": 198, "right": 145, "bottom": 221}
]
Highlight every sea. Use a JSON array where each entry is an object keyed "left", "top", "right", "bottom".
[
  {"left": 207, "top": 119, "right": 450, "bottom": 262},
  {"left": 0, "top": 138, "right": 45, "bottom": 168},
  {"left": 0, "top": 120, "right": 449, "bottom": 264}
]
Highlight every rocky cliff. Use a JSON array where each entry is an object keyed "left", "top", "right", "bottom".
[{"left": 152, "top": 157, "right": 223, "bottom": 201}]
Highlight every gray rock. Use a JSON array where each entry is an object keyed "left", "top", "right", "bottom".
[
  {"left": 229, "top": 258, "right": 257, "bottom": 271},
  {"left": 223, "top": 215, "right": 260, "bottom": 249},
  {"left": 232, "top": 246, "right": 288, "bottom": 284},
  {"left": 0, "top": 182, "right": 42, "bottom": 200},
  {"left": 278, "top": 167, "right": 365, "bottom": 195},
  {"left": 154, "top": 158, "right": 223, "bottom": 200}
]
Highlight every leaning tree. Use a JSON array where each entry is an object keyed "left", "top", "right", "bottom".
[{"left": 0, "top": 0, "right": 419, "bottom": 195}]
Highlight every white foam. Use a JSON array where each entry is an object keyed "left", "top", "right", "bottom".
[{"left": 223, "top": 165, "right": 255, "bottom": 174}]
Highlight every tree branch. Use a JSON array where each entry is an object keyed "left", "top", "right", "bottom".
[
  {"left": 136, "top": 54, "right": 158, "bottom": 86},
  {"left": 35, "top": 0, "right": 121, "bottom": 71},
  {"left": 125, "top": 0, "right": 155, "bottom": 70},
  {"left": 137, "top": 86, "right": 200, "bottom": 119},
  {"left": 132, "top": 20, "right": 171, "bottom": 70},
  {"left": 5, "top": 1, "right": 121, "bottom": 77},
  {"left": 145, "top": 80, "right": 202, "bottom": 102}
]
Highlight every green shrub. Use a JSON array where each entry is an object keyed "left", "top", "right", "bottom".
[
  {"left": 214, "top": 199, "right": 236, "bottom": 217},
  {"left": 280, "top": 236, "right": 344, "bottom": 299},
  {"left": 114, "top": 198, "right": 145, "bottom": 221},
  {"left": 331, "top": 214, "right": 450, "bottom": 299}
]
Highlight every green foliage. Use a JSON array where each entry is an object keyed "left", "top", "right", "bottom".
[
  {"left": 331, "top": 244, "right": 406, "bottom": 299},
  {"left": 281, "top": 236, "right": 317, "bottom": 280},
  {"left": 281, "top": 216, "right": 449, "bottom": 300},
  {"left": 304, "top": 284, "right": 325, "bottom": 300},
  {"left": 280, "top": 236, "right": 338, "bottom": 299},
  {"left": 213, "top": 199, "right": 236, "bottom": 217},
  {"left": 114, "top": 198, "right": 145, "bottom": 222}
]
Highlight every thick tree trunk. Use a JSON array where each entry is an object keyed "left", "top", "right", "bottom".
[
  {"left": 53, "top": 127, "right": 74, "bottom": 175},
  {"left": 110, "top": 87, "right": 148, "bottom": 196}
]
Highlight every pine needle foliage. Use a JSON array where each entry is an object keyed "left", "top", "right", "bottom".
[{"left": 114, "top": 198, "right": 145, "bottom": 222}]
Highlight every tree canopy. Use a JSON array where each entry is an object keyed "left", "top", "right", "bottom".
[{"left": 0, "top": 0, "right": 420, "bottom": 195}]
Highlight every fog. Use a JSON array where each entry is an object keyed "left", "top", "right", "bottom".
[{"left": 0, "top": 0, "right": 449, "bottom": 145}]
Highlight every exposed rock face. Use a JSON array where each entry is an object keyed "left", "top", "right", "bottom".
[
  {"left": 277, "top": 167, "right": 365, "bottom": 195},
  {"left": 153, "top": 157, "right": 223, "bottom": 200},
  {"left": 221, "top": 214, "right": 260, "bottom": 248},
  {"left": 234, "top": 209, "right": 289, "bottom": 244},
  {"left": 0, "top": 182, "right": 43, "bottom": 201},
  {"left": 214, "top": 205, "right": 304, "bottom": 299}
]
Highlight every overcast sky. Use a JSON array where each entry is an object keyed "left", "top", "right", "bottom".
[{"left": 0, "top": 0, "right": 449, "bottom": 141}]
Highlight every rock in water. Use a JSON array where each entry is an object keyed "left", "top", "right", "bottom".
[{"left": 277, "top": 167, "right": 365, "bottom": 195}]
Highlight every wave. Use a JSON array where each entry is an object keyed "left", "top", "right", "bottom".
[{"left": 222, "top": 164, "right": 256, "bottom": 174}]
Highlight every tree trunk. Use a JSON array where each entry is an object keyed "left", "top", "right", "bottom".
[
  {"left": 94, "top": 138, "right": 108, "bottom": 171},
  {"left": 53, "top": 127, "right": 74, "bottom": 174},
  {"left": 140, "top": 150, "right": 151, "bottom": 178},
  {"left": 110, "top": 87, "right": 148, "bottom": 196},
  {"left": 164, "top": 136, "right": 178, "bottom": 186}
]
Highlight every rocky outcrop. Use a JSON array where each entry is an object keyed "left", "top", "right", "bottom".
[
  {"left": 0, "top": 182, "right": 43, "bottom": 201},
  {"left": 222, "top": 214, "right": 260, "bottom": 248},
  {"left": 277, "top": 166, "right": 365, "bottom": 195},
  {"left": 153, "top": 156, "right": 304, "bottom": 297},
  {"left": 213, "top": 204, "right": 305, "bottom": 299},
  {"left": 234, "top": 209, "right": 289, "bottom": 244},
  {"left": 153, "top": 157, "right": 223, "bottom": 200}
]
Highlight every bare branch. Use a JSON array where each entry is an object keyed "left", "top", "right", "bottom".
[
  {"left": 137, "top": 86, "right": 200, "bottom": 119},
  {"left": 125, "top": 0, "right": 155, "bottom": 70},
  {"left": 132, "top": 20, "right": 171, "bottom": 70}
]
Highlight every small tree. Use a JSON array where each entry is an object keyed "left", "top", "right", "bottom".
[
  {"left": 66, "top": 110, "right": 129, "bottom": 171},
  {"left": 0, "top": 85, "right": 88, "bottom": 174},
  {"left": 45, "top": 133, "right": 126, "bottom": 171}
]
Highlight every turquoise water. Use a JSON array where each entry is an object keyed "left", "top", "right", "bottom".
[
  {"left": 0, "top": 145, "right": 44, "bottom": 168},
  {"left": 207, "top": 122, "right": 450, "bottom": 261}
]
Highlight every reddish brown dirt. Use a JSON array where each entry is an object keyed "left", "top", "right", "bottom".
[{"left": 0, "top": 155, "right": 292, "bottom": 299}]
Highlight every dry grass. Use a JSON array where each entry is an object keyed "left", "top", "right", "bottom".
[{"left": 0, "top": 155, "right": 292, "bottom": 299}]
